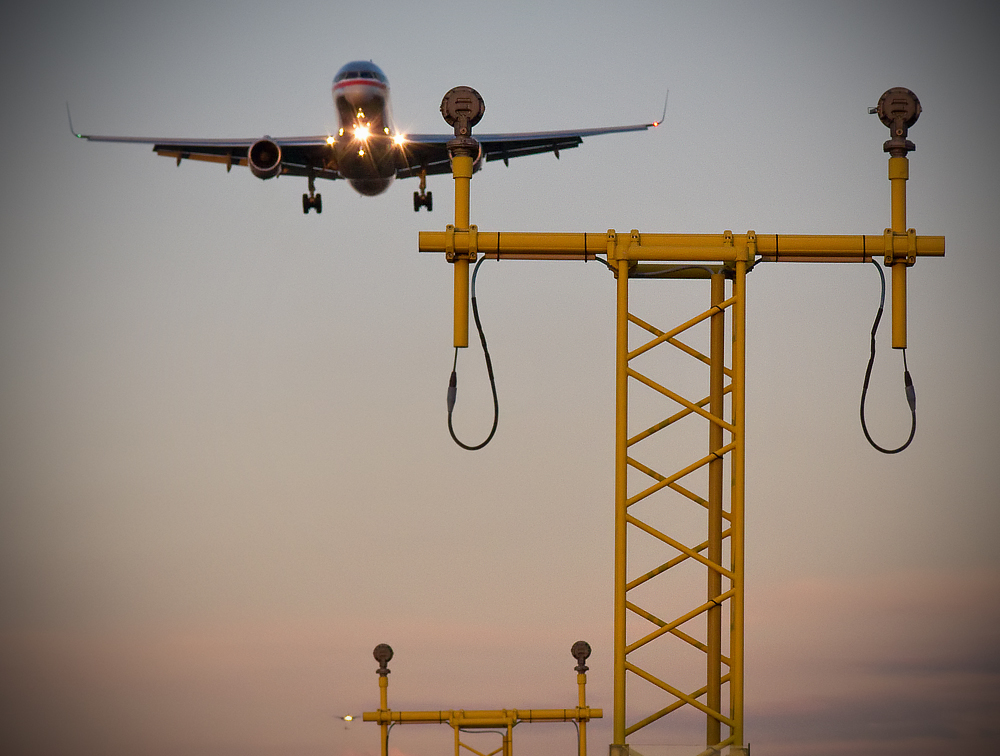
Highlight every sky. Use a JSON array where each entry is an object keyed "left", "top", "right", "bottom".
[{"left": 1, "top": 2, "right": 998, "bottom": 755}]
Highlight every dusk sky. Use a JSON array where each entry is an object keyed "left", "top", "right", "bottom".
[{"left": 1, "top": 2, "right": 998, "bottom": 755}]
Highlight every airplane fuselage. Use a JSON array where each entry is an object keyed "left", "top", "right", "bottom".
[{"left": 332, "top": 61, "right": 397, "bottom": 196}]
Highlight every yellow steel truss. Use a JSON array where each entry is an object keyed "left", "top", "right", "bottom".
[
  {"left": 414, "top": 87, "right": 943, "bottom": 756},
  {"left": 613, "top": 259, "right": 745, "bottom": 756}
]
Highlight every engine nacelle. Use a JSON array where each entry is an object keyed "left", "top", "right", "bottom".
[{"left": 248, "top": 138, "right": 282, "bottom": 179}]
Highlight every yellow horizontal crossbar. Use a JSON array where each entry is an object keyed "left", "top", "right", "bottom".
[
  {"left": 363, "top": 708, "right": 602, "bottom": 726},
  {"left": 419, "top": 230, "right": 945, "bottom": 263}
]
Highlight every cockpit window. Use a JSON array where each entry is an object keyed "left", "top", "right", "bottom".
[{"left": 335, "top": 64, "right": 388, "bottom": 85}]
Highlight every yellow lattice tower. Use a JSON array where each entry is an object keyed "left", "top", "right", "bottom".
[{"left": 416, "top": 86, "right": 943, "bottom": 756}]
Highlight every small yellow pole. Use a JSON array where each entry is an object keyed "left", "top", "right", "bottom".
[
  {"left": 379, "top": 675, "right": 389, "bottom": 756},
  {"left": 889, "top": 156, "right": 908, "bottom": 349},
  {"left": 707, "top": 272, "right": 725, "bottom": 747},
  {"left": 578, "top": 671, "right": 588, "bottom": 756},
  {"left": 730, "top": 257, "right": 747, "bottom": 752},
  {"left": 613, "top": 252, "right": 629, "bottom": 750},
  {"left": 452, "top": 153, "right": 474, "bottom": 349}
]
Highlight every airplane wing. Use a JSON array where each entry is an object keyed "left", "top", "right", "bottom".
[
  {"left": 395, "top": 123, "right": 658, "bottom": 178},
  {"left": 71, "top": 130, "right": 343, "bottom": 180},
  {"left": 72, "top": 122, "right": 657, "bottom": 181}
]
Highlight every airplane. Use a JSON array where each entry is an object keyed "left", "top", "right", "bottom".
[{"left": 71, "top": 60, "right": 661, "bottom": 215}]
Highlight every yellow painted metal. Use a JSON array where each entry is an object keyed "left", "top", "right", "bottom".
[
  {"left": 707, "top": 272, "right": 725, "bottom": 748},
  {"left": 420, "top": 229, "right": 944, "bottom": 263},
  {"left": 414, "top": 117, "right": 943, "bottom": 756},
  {"left": 451, "top": 153, "right": 474, "bottom": 348},
  {"left": 731, "top": 255, "right": 748, "bottom": 752},
  {"left": 379, "top": 675, "right": 389, "bottom": 756},
  {"left": 613, "top": 254, "right": 629, "bottom": 747},
  {"left": 888, "top": 156, "right": 910, "bottom": 349},
  {"left": 363, "top": 644, "right": 598, "bottom": 756},
  {"left": 363, "top": 708, "right": 602, "bottom": 725}
]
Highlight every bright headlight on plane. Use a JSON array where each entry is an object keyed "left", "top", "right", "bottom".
[
  {"left": 354, "top": 125, "right": 370, "bottom": 140},
  {"left": 393, "top": 133, "right": 407, "bottom": 146},
  {"left": 326, "top": 135, "right": 336, "bottom": 145}
]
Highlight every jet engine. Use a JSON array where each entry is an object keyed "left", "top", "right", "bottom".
[{"left": 248, "top": 138, "right": 282, "bottom": 179}]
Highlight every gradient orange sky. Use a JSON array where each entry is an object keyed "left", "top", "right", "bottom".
[{"left": 1, "top": 2, "right": 997, "bottom": 755}]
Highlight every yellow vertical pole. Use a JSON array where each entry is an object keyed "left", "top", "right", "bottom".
[
  {"left": 889, "top": 156, "right": 908, "bottom": 349},
  {"left": 379, "top": 675, "right": 389, "bottom": 756},
  {"left": 730, "top": 257, "right": 747, "bottom": 752},
  {"left": 452, "top": 153, "right": 473, "bottom": 349},
  {"left": 613, "top": 254, "right": 629, "bottom": 751},
  {"left": 578, "top": 669, "right": 588, "bottom": 756},
  {"left": 707, "top": 272, "right": 725, "bottom": 747}
]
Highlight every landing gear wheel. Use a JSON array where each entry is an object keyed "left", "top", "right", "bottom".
[
  {"left": 413, "top": 190, "right": 433, "bottom": 212},
  {"left": 302, "top": 192, "right": 322, "bottom": 214}
]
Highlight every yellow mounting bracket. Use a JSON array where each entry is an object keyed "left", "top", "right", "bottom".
[
  {"left": 883, "top": 227, "right": 918, "bottom": 266},
  {"left": 444, "top": 224, "right": 478, "bottom": 264}
]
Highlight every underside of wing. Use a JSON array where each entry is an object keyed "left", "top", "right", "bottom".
[
  {"left": 395, "top": 121, "right": 655, "bottom": 177},
  {"left": 77, "top": 132, "right": 343, "bottom": 180}
]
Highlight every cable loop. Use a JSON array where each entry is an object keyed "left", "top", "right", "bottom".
[
  {"left": 447, "top": 257, "right": 499, "bottom": 450},
  {"left": 860, "top": 260, "right": 916, "bottom": 454}
]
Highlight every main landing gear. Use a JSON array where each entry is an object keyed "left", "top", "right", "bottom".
[
  {"left": 302, "top": 174, "right": 322, "bottom": 214},
  {"left": 413, "top": 168, "right": 432, "bottom": 212}
]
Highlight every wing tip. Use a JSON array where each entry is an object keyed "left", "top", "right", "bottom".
[{"left": 66, "top": 103, "right": 85, "bottom": 138}]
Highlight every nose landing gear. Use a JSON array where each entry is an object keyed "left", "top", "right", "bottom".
[{"left": 303, "top": 174, "right": 322, "bottom": 214}]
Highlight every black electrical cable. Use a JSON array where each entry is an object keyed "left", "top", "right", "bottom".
[
  {"left": 447, "top": 257, "right": 499, "bottom": 450},
  {"left": 860, "top": 259, "right": 917, "bottom": 453}
]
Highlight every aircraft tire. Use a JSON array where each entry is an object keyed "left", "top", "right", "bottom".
[
  {"left": 302, "top": 193, "right": 310, "bottom": 214},
  {"left": 426, "top": 191, "right": 432, "bottom": 212},
  {"left": 315, "top": 194, "right": 322, "bottom": 214}
]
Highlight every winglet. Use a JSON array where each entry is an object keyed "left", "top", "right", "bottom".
[
  {"left": 66, "top": 103, "right": 84, "bottom": 138},
  {"left": 652, "top": 91, "right": 669, "bottom": 128}
]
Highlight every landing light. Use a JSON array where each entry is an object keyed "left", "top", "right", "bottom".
[
  {"left": 393, "top": 134, "right": 407, "bottom": 146},
  {"left": 326, "top": 136, "right": 336, "bottom": 145},
  {"left": 355, "top": 125, "right": 371, "bottom": 140}
]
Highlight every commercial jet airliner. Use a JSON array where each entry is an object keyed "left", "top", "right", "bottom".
[{"left": 72, "top": 60, "right": 660, "bottom": 214}]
